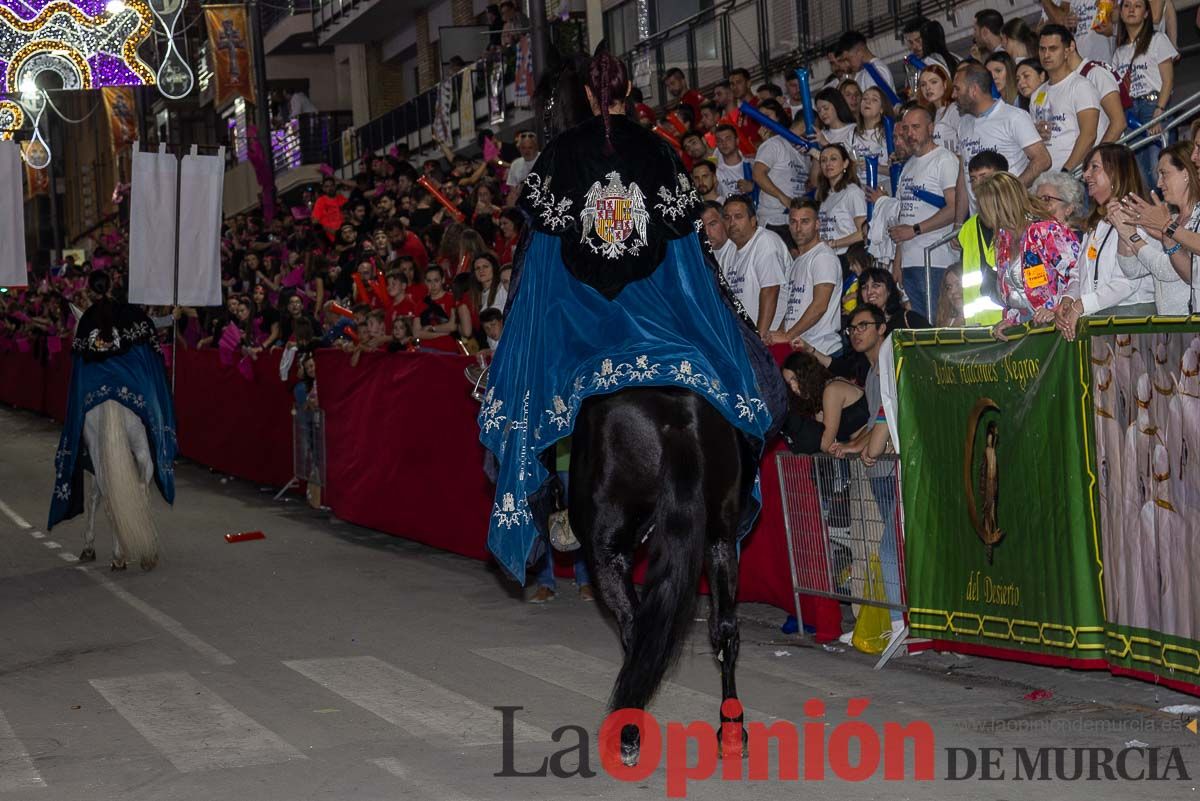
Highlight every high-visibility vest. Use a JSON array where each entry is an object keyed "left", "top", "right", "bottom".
[{"left": 957, "top": 215, "right": 1004, "bottom": 326}]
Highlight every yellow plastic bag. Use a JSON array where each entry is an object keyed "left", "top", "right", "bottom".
[{"left": 851, "top": 553, "right": 891, "bottom": 655}]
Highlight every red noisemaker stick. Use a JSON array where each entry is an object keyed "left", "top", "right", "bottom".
[
  {"left": 327, "top": 302, "right": 354, "bottom": 319},
  {"left": 417, "top": 176, "right": 466, "bottom": 223},
  {"left": 457, "top": 252, "right": 471, "bottom": 277},
  {"left": 225, "top": 531, "right": 265, "bottom": 543},
  {"left": 652, "top": 125, "right": 681, "bottom": 151},
  {"left": 666, "top": 112, "right": 688, "bottom": 135}
]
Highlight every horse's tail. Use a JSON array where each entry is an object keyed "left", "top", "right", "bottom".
[
  {"left": 610, "top": 434, "right": 708, "bottom": 711},
  {"left": 96, "top": 401, "right": 159, "bottom": 568}
]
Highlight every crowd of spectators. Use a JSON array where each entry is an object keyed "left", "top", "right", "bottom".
[{"left": 3, "top": 2, "right": 1200, "bottom": 473}]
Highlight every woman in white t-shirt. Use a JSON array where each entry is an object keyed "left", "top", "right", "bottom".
[
  {"left": 918, "top": 63, "right": 959, "bottom": 152},
  {"left": 1112, "top": 0, "right": 1178, "bottom": 180},
  {"left": 814, "top": 144, "right": 867, "bottom": 270},
  {"left": 851, "top": 87, "right": 892, "bottom": 194},
  {"left": 1014, "top": 58, "right": 1048, "bottom": 114},
  {"left": 811, "top": 87, "right": 857, "bottom": 188}
]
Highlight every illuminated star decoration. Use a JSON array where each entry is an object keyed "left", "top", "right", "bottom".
[{"left": 0, "top": 0, "right": 155, "bottom": 94}]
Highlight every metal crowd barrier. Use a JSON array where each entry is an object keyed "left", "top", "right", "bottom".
[
  {"left": 776, "top": 451, "right": 909, "bottom": 667},
  {"left": 275, "top": 407, "right": 326, "bottom": 502}
]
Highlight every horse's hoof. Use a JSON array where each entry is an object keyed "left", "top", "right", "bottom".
[
  {"left": 140, "top": 556, "right": 158, "bottom": 571},
  {"left": 620, "top": 742, "right": 640, "bottom": 767},
  {"left": 110, "top": 560, "right": 127, "bottom": 571},
  {"left": 78, "top": 548, "right": 96, "bottom": 562}
]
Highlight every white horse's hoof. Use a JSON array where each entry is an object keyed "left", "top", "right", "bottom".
[
  {"left": 110, "top": 559, "right": 127, "bottom": 571},
  {"left": 79, "top": 548, "right": 96, "bottom": 562}
]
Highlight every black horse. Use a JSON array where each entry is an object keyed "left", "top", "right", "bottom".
[{"left": 526, "top": 50, "right": 767, "bottom": 765}]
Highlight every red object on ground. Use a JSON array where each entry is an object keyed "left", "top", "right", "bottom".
[
  {"left": 225, "top": 531, "right": 266, "bottom": 543},
  {"left": 1023, "top": 689, "right": 1054, "bottom": 702}
]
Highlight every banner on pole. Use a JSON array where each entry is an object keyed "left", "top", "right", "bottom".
[
  {"left": 488, "top": 59, "right": 505, "bottom": 126},
  {"left": 895, "top": 329, "right": 1107, "bottom": 665},
  {"left": 128, "top": 148, "right": 179, "bottom": 305},
  {"left": 176, "top": 149, "right": 226, "bottom": 307},
  {"left": 204, "top": 5, "right": 256, "bottom": 108},
  {"left": 103, "top": 87, "right": 139, "bottom": 151},
  {"left": 458, "top": 67, "right": 476, "bottom": 143},
  {"left": 0, "top": 141, "right": 27, "bottom": 287},
  {"left": 432, "top": 76, "right": 453, "bottom": 144}
]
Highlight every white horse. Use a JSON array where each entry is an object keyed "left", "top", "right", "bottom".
[{"left": 78, "top": 399, "right": 160, "bottom": 570}]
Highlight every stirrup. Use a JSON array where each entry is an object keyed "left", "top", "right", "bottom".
[{"left": 548, "top": 510, "right": 580, "bottom": 552}]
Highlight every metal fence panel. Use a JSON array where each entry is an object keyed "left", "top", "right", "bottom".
[
  {"left": 765, "top": 0, "right": 801, "bottom": 64},
  {"left": 693, "top": 18, "right": 726, "bottom": 89},
  {"left": 293, "top": 407, "right": 326, "bottom": 488},
  {"left": 726, "top": 3, "right": 761, "bottom": 75},
  {"left": 776, "top": 452, "right": 907, "bottom": 628}
]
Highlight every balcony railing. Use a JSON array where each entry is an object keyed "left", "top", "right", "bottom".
[
  {"left": 312, "top": 0, "right": 365, "bottom": 33},
  {"left": 606, "top": 0, "right": 960, "bottom": 110},
  {"left": 271, "top": 112, "right": 356, "bottom": 175},
  {"left": 262, "top": 0, "right": 314, "bottom": 32}
]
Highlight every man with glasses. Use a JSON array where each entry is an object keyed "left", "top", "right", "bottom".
[{"left": 504, "top": 129, "right": 540, "bottom": 207}]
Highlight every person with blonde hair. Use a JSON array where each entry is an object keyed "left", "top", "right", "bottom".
[{"left": 976, "top": 172, "right": 1081, "bottom": 340}]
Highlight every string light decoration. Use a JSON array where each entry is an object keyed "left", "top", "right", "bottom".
[
  {"left": 0, "top": 98, "right": 23, "bottom": 139},
  {"left": 0, "top": 0, "right": 156, "bottom": 94}
]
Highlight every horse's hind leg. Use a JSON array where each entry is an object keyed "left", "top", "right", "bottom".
[
  {"left": 79, "top": 480, "right": 100, "bottom": 562},
  {"left": 708, "top": 535, "right": 746, "bottom": 756}
]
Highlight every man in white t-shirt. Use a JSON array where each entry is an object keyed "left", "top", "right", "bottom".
[
  {"left": 1041, "top": 0, "right": 1115, "bottom": 63},
  {"left": 751, "top": 100, "right": 809, "bottom": 246},
  {"left": 953, "top": 63, "right": 1051, "bottom": 221},
  {"left": 714, "top": 124, "right": 754, "bottom": 199},
  {"left": 838, "top": 30, "right": 897, "bottom": 99},
  {"left": 891, "top": 105, "right": 960, "bottom": 321},
  {"left": 769, "top": 199, "right": 842, "bottom": 356},
  {"left": 691, "top": 160, "right": 724, "bottom": 203},
  {"left": 1069, "top": 48, "right": 1126, "bottom": 143},
  {"left": 504, "top": 130, "right": 540, "bottom": 207},
  {"left": 1031, "top": 25, "right": 1102, "bottom": 172},
  {"left": 700, "top": 200, "right": 734, "bottom": 263},
  {"left": 720, "top": 196, "right": 785, "bottom": 338}
]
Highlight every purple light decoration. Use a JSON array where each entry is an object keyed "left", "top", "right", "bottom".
[
  {"left": 0, "top": 0, "right": 108, "bottom": 19},
  {"left": 88, "top": 52, "right": 140, "bottom": 88}
]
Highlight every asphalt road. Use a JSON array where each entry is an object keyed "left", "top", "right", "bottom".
[{"left": 0, "top": 406, "right": 1197, "bottom": 800}]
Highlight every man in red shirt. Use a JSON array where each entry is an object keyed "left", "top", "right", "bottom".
[
  {"left": 384, "top": 218, "right": 429, "bottom": 269},
  {"left": 383, "top": 269, "right": 419, "bottom": 329},
  {"left": 311, "top": 176, "right": 348, "bottom": 240},
  {"left": 716, "top": 69, "right": 760, "bottom": 155},
  {"left": 664, "top": 67, "right": 704, "bottom": 120}
]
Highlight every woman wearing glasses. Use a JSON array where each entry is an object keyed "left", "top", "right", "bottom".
[
  {"left": 1056, "top": 145, "right": 1157, "bottom": 340},
  {"left": 1031, "top": 172, "right": 1087, "bottom": 236},
  {"left": 976, "top": 172, "right": 1081, "bottom": 341}
]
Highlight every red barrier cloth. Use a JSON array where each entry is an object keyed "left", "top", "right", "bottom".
[
  {"left": 43, "top": 350, "right": 73, "bottom": 423},
  {"left": 0, "top": 349, "right": 46, "bottom": 412},
  {"left": 173, "top": 348, "right": 294, "bottom": 487},
  {"left": 315, "top": 349, "right": 494, "bottom": 560}
]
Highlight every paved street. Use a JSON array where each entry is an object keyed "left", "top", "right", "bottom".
[{"left": 1, "top": 406, "right": 1197, "bottom": 800}]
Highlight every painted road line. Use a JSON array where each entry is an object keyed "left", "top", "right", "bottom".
[
  {"left": 474, "top": 645, "right": 768, "bottom": 724},
  {"left": 0, "top": 498, "right": 32, "bottom": 529},
  {"left": 29, "top": 531, "right": 44, "bottom": 539},
  {"left": 79, "top": 569, "right": 235, "bottom": 666},
  {"left": 285, "top": 656, "right": 550, "bottom": 747},
  {"left": 41, "top": 541, "right": 60, "bottom": 550},
  {"left": 0, "top": 709, "right": 46, "bottom": 791},
  {"left": 57, "top": 552, "right": 79, "bottom": 563},
  {"left": 370, "top": 757, "right": 477, "bottom": 801},
  {"left": 89, "top": 672, "right": 304, "bottom": 773}
]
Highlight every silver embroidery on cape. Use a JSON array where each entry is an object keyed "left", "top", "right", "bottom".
[
  {"left": 580, "top": 172, "right": 649, "bottom": 259},
  {"left": 655, "top": 173, "right": 701, "bottom": 221},
  {"left": 524, "top": 173, "right": 573, "bottom": 231}
]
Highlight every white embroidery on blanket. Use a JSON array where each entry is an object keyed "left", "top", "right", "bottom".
[{"left": 655, "top": 173, "right": 702, "bottom": 221}]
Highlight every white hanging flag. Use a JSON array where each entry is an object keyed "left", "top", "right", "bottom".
[
  {"left": 176, "top": 149, "right": 224, "bottom": 306},
  {"left": 128, "top": 147, "right": 179, "bottom": 305},
  {"left": 0, "top": 141, "right": 27, "bottom": 287}
]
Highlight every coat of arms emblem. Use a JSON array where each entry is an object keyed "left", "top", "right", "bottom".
[{"left": 580, "top": 171, "right": 649, "bottom": 259}]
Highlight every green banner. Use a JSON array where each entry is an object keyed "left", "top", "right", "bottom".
[{"left": 894, "top": 329, "right": 1107, "bottom": 663}]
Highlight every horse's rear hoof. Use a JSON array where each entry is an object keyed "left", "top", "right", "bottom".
[
  {"left": 621, "top": 724, "right": 640, "bottom": 766},
  {"left": 140, "top": 556, "right": 158, "bottom": 571},
  {"left": 110, "top": 560, "right": 127, "bottom": 571},
  {"left": 79, "top": 548, "right": 96, "bottom": 562}
]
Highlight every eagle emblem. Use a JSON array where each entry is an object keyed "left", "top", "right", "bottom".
[{"left": 579, "top": 171, "right": 649, "bottom": 259}]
